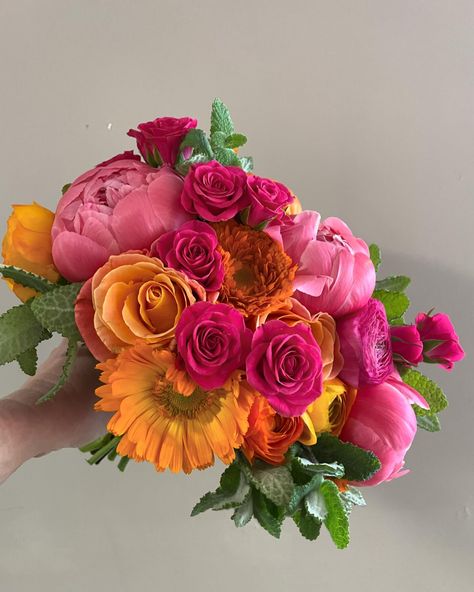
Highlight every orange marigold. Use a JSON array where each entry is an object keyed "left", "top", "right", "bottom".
[{"left": 213, "top": 220, "right": 296, "bottom": 317}]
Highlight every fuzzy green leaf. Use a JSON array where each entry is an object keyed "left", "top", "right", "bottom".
[
  {"left": 252, "top": 490, "right": 283, "bottom": 539},
  {"left": 210, "top": 98, "right": 234, "bottom": 139},
  {"left": 250, "top": 465, "right": 295, "bottom": 507},
  {"left": 293, "top": 457, "right": 345, "bottom": 479},
  {"left": 287, "top": 473, "right": 323, "bottom": 515},
  {"left": 402, "top": 368, "right": 448, "bottom": 415},
  {"left": 191, "top": 468, "right": 250, "bottom": 516},
  {"left": 225, "top": 133, "right": 247, "bottom": 149},
  {"left": 179, "top": 129, "right": 214, "bottom": 159},
  {"left": 214, "top": 147, "right": 241, "bottom": 167},
  {"left": 311, "top": 433, "right": 381, "bottom": 482},
  {"left": 16, "top": 347, "right": 38, "bottom": 376},
  {"left": 239, "top": 156, "right": 254, "bottom": 173},
  {"left": 0, "top": 304, "right": 49, "bottom": 366},
  {"left": 36, "top": 340, "right": 78, "bottom": 403},
  {"left": 372, "top": 289, "right": 410, "bottom": 322},
  {"left": 175, "top": 153, "right": 210, "bottom": 175},
  {"left": 61, "top": 183, "right": 72, "bottom": 195},
  {"left": 30, "top": 283, "right": 83, "bottom": 341},
  {"left": 320, "top": 480, "right": 350, "bottom": 549},
  {"left": 220, "top": 461, "right": 241, "bottom": 495},
  {"left": 415, "top": 411, "right": 441, "bottom": 432},
  {"left": 209, "top": 130, "right": 227, "bottom": 151},
  {"left": 0, "top": 265, "right": 57, "bottom": 293},
  {"left": 231, "top": 493, "right": 253, "bottom": 528},
  {"left": 375, "top": 275, "right": 411, "bottom": 292},
  {"left": 341, "top": 486, "right": 366, "bottom": 507},
  {"left": 305, "top": 488, "right": 327, "bottom": 521},
  {"left": 293, "top": 507, "right": 322, "bottom": 541},
  {"left": 369, "top": 243, "right": 381, "bottom": 271}
]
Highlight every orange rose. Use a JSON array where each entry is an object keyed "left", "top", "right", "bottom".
[
  {"left": 242, "top": 388, "right": 304, "bottom": 465},
  {"left": 2, "top": 202, "right": 59, "bottom": 301},
  {"left": 262, "top": 298, "right": 344, "bottom": 381},
  {"left": 75, "top": 252, "right": 205, "bottom": 360},
  {"left": 300, "top": 378, "right": 357, "bottom": 445}
]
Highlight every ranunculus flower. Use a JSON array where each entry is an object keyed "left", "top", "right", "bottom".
[
  {"left": 128, "top": 116, "right": 197, "bottom": 166},
  {"left": 52, "top": 160, "right": 191, "bottom": 282},
  {"left": 175, "top": 301, "right": 252, "bottom": 390},
  {"left": 245, "top": 175, "right": 293, "bottom": 227},
  {"left": 2, "top": 202, "right": 59, "bottom": 301},
  {"left": 337, "top": 298, "right": 393, "bottom": 387},
  {"left": 391, "top": 324, "right": 423, "bottom": 366},
  {"left": 151, "top": 220, "right": 224, "bottom": 294},
  {"left": 262, "top": 298, "right": 344, "bottom": 381},
  {"left": 416, "top": 312, "right": 464, "bottom": 370},
  {"left": 75, "top": 252, "right": 205, "bottom": 361},
  {"left": 340, "top": 374, "right": 429, "bottom": 486},
  {"left": 267, "top": 213, "right": 375, "bottom": 318},
  {"left": 181, "top": 160, "right": 249, "bottom": 222},
  {"left": 246, "top": 319, "right": 323, "bottom": 417}
]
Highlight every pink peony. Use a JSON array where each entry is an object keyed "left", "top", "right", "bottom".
[
  {"left": 181, "top": 160, "right": 249, "bottom": 222},
  {"left": 128, "top": 116, "right": 197, "bottom": 166},
  {"left": 337, "top": 298, "right": 393, "bottom": 387},
  {"left": 340, "top": 374, "right": 429, "bottom": 486},
  {"left": 267, "top": 213, "right": 375, "bottom": 318},
  {"left": 246, "top": 319, "right": 323, "bottom": 417},
  {"left": 245, "top": 175, "right": 293, "bottom": 227},
  {"left": 151, "top": 220, "right": 224, "bottom": 293},
  {"left": 51, "top": 160, "right": 191, "bottom": 282},
  {"left": 416, "top": 312, "right": 464, "bottom": 370},
  {"left": 390, "top": 324, "right": 424, "bottom": 366},
  {"left": 175, "top": 301, "right": 252, "bottom": 390}
]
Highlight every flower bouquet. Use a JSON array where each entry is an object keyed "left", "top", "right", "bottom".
[{"left": 0, "top": 100, "right": 464, "bottom": 547}]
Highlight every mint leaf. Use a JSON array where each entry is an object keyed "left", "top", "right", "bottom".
[
  {"left": 30, "top": 283, "right": 83, "bottom": 341},
  {"left": 210, "top": 98, "right": 234, "bottom": 139},
  {"left": 415, "top": 411, "right": 441, "bottom": 432},
  {"left": 0, "top": 304, "right": 49, "bottom": 366},
  {"left": 36, "top": 340, "right": 78, "bottom": 403},
  {"left": 16, "top": 347, "right": 38, "bottom": 376},
  {"left": 320, "top": 480, "right": 350, "bottom": 549},
  {"left": 179, "top": 129, "right": 213, "bottom": 160},
  {"left": 372, "top": 289, "right": 410, "bottom": 323},
  {"left": 402, "top": 368, "right": 448, "bottom": 415},
  {"left": 0, "top": 265, "right": 57, "bottom": 293},
  {"left": 220, "top": 461, "right": 241, "bottom": 494},
  {"left": 175, "top": 154, "right": 209, "bottom": 176},
  {"left": 369, "top": 243, "right": 381, "bottom": 271},
  {"left": 231, "top": 493, "right": 253, "bottom": 527},
  {"left": 225, "top": 133, "right": 247, "bottom": 149},
  {"left": 252, "top": 490, "right": 283, "bottom": 539},
  {"left": 341, "top": 486, "right": 366, "bottom": 507},
  {"left": 375, "top": 275, "right": 411, "bottom": 292},
  {"left": 293, "top": 506, "right": 322, "bottom": 541},
  {"left": 249, "top": 465, "right": 294, "bottom": 506},
  {"left": 191, "top": 466, "right": 250, "bottom": 515},
  {"left": 311, "top": 433, "right": 381, "bottom": 482},
  {"left": 287, "top": 473, "right": 323, "bottom": 515},
  {"left": 239, "top": 156, "right": 254, "bottom": 173},
  {"left": 214, "top": 147, "right": 241, "bottom": 167},
  {"left": 209, "top": 130, "right": 227, "bottom": 152},
  {"left": 293, "top": 457, "right": 345, "bottom": 479},
  {"left": 305, "top": 488, "right": 327, "bottom": 521}
]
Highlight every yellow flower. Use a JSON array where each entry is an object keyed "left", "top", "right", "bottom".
[
  {"left": 95, "top": 344, "right": 253, "bottom": 473},
  {"left": 300, "top": 378, "right": 357, "bottom": 445},
  {"left": 2, "top": 202, "right": 59, "bottom": 301}
]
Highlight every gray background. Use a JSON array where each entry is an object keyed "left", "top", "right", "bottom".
[{"left": 0, "top": 1, "right": 473, "bottom": 590}]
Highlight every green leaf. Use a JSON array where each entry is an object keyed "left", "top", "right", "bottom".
[
  {"left": 341, "top": 486, "right": 366, "bottom": 507},
  {"left": 220, "top": 461, "right": 241, "bottom": 495},
  {"left": 372, "top": 289, "right": 410, "bottom": 322},
  {"left": 239, "top": 156, "right": 254, "bottom": 173},
  {"left": 225, "top": 133, "right": 247, "bottom": 149},
  {"left": 293, "top": 507, "right": 322, "bottom": 541},
  {"left": 0, "top": 265, "right": 57, "bottom": 293},
  {"left": 61, "top": 183, "right": 71, "bottom": 195},
  {"left": 415, "top": 411, "right": 441, "bottom": 432},
  {"left": 36, "top": 340, "right": 79, "bottom": 403},
  {"left": 86, "top": 435, "right": 121, "bottom": 465},
  {"left": 210, "top": 98, "right": 234, "bottom": 139},
  {"left": 320, "top": 480, "right": 350, "bottom": 549},
  {"left": 0, "top": 304, "right": 49, "bottom": 366},
  {"left": 179, "top": 129, "right": 214, "bottom": 160},
  {"left": 117, "top": 456, "right": 130, "bottom": 472},
  {"left": 175, "top": 153, "right": 210, "bottom": 175},
  {"left": 231, "top": 493, "right": 253, "bottom": 528},
  {"left": 293, "top": 457, "right": 345, "bottom": 479},
  {"left": 305, "top": 488, "right": 327, "bottom": 521},
  {"left": 16, "top": 347, "right": 38, "bottom": 376},
  {"left": 214, "top": 147, "right": 241, "bottom": 167},
  {"left": 252, "top": 489, "right": 283, "bottom": 539},
  {"left": 375, "top": 275, "right": 411, "bottom": 292},
  {"left": 191, "top": 467, "right": 250, "bottom": 515},
  {"left": 402, "top": 368, "right": 448, "bottom": 415},
  {"left": 287, "top": 473, "right": 323, "bottom": 515},
  {"left": 250, "top": 465, "right": 295, "bottom": 506},
  {"left": 369, "top": 243, "right": 381, "bottom": 271},
  {"left": 30, "top": 283, "right": 83, "bottom": 341},
  {"left": 311, "top": 433, "right": 381, "bottom": 482},
  {"left": 209, "top": 130, "right": 227, "bottom": 151}
]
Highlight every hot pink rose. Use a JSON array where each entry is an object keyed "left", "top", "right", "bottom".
[
  {"left": 267, "top": 213, "right": 375, "bottom": 318},
  {"left": 390, "top": 324, "right": 424, "bottom": 366},
  {"left": 416, "top": 312, "right": 464, "bottom": 370},
  {"left": 175, "top": 302, "right": 252, "bottom": 390},
  {"left": 52, "top": 160, "right": 191, "bottom": 281},
  {"left": 337, "top": 298, "right": 393, "bottom": 387},
  {"left": 246, "top": 319, "right": 323, "bottom": 417},
  {"left": 181, "top": 160, "right": 249, "bottom": 222},
  {"left": 128, "top": 116, "right": 197, "bottom": 166},
  {"left": 340, "top": 374, "right": 429, "bottom": 486},
  {"left": 245, "top": 175, "right": 293, "bottom": 227},
  {"left": 151, "top": 221, "right": 224, "bottom": 293}
]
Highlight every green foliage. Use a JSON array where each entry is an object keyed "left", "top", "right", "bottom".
[
  {"left": 292, "top": 457, "right": 344, "bottom": 479},
  {"left": 231, "top": 494, "right": 253, "bottom": 527},
  {"left": 61, "top": 183, "right": 72, "bottom": 195},
  {"left": 248, "top": 465, "right": 294, "bottom": 506},
  {"left": 16, "top": 347, "right": 38, "bottom": 376},
  {"left": 369, "top": 243, "right": 381, "bottom": 271},
  {"left": 305, "top": 488, "right": 327, "bottom": 521},
  {"left": 238, "top": 156, "right": 254, "bottom": 172},
  {"left": 341, "top": 486, "right": 366, "bottom": 507},
  {"left": 214, "top": 147, "right": 241, "bottom": 167},
  {"left": 210, "top": 98, "right": 235, "bottom": 139},
  {"left": 375, "top": 275, "right": 411, "bottom": 292},
  {"left": 30, "top": 283, "right": 83, "bottom": 341},
  {"left": 179, "top": 128, "right": 214, "bottom": 160},
  {"left": 402, "top": 368, "right": 448, "bottom": 416},
  {"left": 225, "top": 133, "right": 247, "bottom": 149},
  {"left": 0, "top": 303, "right": 49, "bottom": 367},
  {"left": 311, "top": 433, "right": 381, "bottom": 482},
  {"left": 372, "top": 289, "right": 410, "bottom": 323},
  {"left": 252, "top": 489, "right": 284, "bottom": 538},
  {"left": 80, "top": 433, "right": 131, "bottom": 471},
  {"left": 36, "top": 341, "right": 78, "bottom": 403},
  {"left": 191, "top": 462, "right": 250, "bottom": 516},
  {"left": 415, "top": 411, "right": 441, "bottom": 432},
  {"left": 320, "top": 480, "right": 350, "bottom": 549},
  {"left": 293, "top": 506, "right": 322, "bottom": 541},
  {"left": 0, "top": 265, "right": 57, "bottom": 293}
]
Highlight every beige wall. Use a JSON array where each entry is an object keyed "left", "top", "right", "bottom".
[{"left": 0, "top": 1, "right": 473, "bottom": 590}]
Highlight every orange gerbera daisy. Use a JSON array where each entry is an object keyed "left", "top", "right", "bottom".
[
  {"left": 213, "top": 220, "right": 296, "bottom": 318},
  {"left": 95, "top": 344, "right": 252, "bottom": 473}
]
